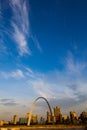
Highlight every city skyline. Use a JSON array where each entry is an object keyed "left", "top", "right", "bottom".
[
  {"left": 0, "top": 103, "right": 87, "bottom": 126},
  {"left": 0, "top": 0, "right": 87, "bottom": 121}
]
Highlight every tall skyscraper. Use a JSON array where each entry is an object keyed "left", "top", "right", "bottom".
[
  {"left": 70, "top": 111, "right": 78, "bottom": 124},
  {"left": 54, "top": 106, "right": 61, "bottom": 122},
  {"left": 54, "top": 106, "right": 60, "bottom": 116},
  {"left": 47, "top": 111, "right": 51, "bottom": 123},
  {"left": 31, "top": 114, "right": 37, "bottom": 124},
  {"left": 13, "top": 115, "right": 18, "bottom": 125},
  {"left": 26, "top": 113, "right": 30, "bottom": 119}
]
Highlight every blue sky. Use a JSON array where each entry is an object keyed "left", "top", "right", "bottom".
[{"left": 0, "top": 0, "right": 87, "bottom": 121}]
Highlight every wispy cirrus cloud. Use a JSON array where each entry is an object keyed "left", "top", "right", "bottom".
[
  {"left": 27, "top": 74, "right": 80, "bottom": 101},
  {"left": 25, "top": 51, "right": 87, "bottom": 102},
  {"left": 1, "top": 69, "right": 24, "bottom": 79},
  {"left": 0, "top": 98, "right": 19, "bottom": 106},
  {"left": 66, "top": 51, "right": 86, "bottom": 74},
  {"left": 12, "top": 23, "right": 31, "bottom": 55},
  {"left": 29, "top": 78, "right": 55, "bottom": 99},
  {"left": 0, "top": 0, "right": 42, "bottom": 56},
  {"left": 31, "top": 35, "right": 42, "bottom": 53},
  {"left": 10, "top": 0, "right": 30, "bottom": 56}
]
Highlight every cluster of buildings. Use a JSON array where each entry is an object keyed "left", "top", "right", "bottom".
[
  {"left": 47, "top": 106, "right": 87, "bottom": 125},
  {"left": 13, "top": 113, "right": 38, "bottom": 125},
  {"left": 0, "top": 106, "right": 87, "bottom": 126},
  {"left": 0, "top": 113, "right": 38, "bottom": 126}
]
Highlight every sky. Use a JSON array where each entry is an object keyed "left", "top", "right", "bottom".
[{"left": 0, "top": 0, "right": 87, "bottom": 121}]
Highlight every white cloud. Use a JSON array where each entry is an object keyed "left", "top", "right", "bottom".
[
  {"left": 31, "top": 35, "right": 42, "bottom": 52},
  {"left": 76, "top": 81, "right": 87, "bottom": 95},
  {"left": 1, "top": 69, "right": 24, "bottom": 79},
  {"left": 0, "top": 0, "right": 42, "bottom": 56},
  {"left": 12, "top": 23, "right": 31, "bottom": 55},
  {"left": 26, "top": 69, "right": 79, "bottom": 101},
  {"left": 66, "top": 51, "right": 86, "bottom": 74},
  {"left": 25, "top": 50, "right": 87, "bottom": 102},
  {"left": 10, "top": 0, "right": 29, "bottom": 35},
  {"left": 29, "top": 78, "right": 55, "bottom": 99},
  {"left": 25, "top": 67, "right": 35, "bottom": 78},
  {"left": 10, "top": 0, "right": 30, "bottom": 56}
]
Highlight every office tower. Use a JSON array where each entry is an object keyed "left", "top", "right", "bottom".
[
  {"left": 62, "top": 115, "right": 68, "bottom": 120},
  {"left": 79, "top": 111, "right": 87, "bottom": 124},
  {"left": 54, "top": 106, "right": 60, "bottom": 117},
  {"left": 19, "top": 117, "right": 27, "bottom": 125},
  {"left": 62, "top": 115, "right": 68, "bottom": 124},
  {"left": 70, "top": 111, "right": 77, "bottom": 124},
  {"left": 47, "top": 111, "right": 51, "bottom": 123},
  {"left": 13, "top": 115, "right": 18, "bottom": 125},
  {"left": 40, "top": 117, "right": 45, "bottom": 125},
  {"left": 31, "top": 114, "right": 38, "bottom": 124},
  {"left": 54, "top": 106, "right": 61, "bottom": 122},
  {"left": 0, "top": 121, "right": 4, "bottom": 126},
  {"left": 52, "top": 116, "right": 56, "bottom": 124},
  {"left": 26, "top": 113, "right": 30, "bottom": 119}
]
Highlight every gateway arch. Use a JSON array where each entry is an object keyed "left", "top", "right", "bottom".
[{"left": 27, "top": 97, "right": 52, "bottom": 126}]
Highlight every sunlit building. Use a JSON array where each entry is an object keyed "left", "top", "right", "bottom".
[
  {"left": 19, "top": 117, "right": 27, "bottom": 125},
  {"left": 13, "top": 115, "right": 18, "bottom": 125},
  {"left": 26, "top": 113, "right": 30, "bottom": 119},
  {"left": 53, "top": 106, "right": 61, "bottom": 122},
  {"left": 31, "top": 114, "right": 38, "bottom": 124},
  {"left": 70, "top": 111, "right": 77, "bottom": 118},
  {"left": 47, "top": 111, "right": 51, "bottom": 123},
  {"left": 79, "top": 111, "right": 87, "bottom": 124},
  {"left": 0, "top": 121, "right": 4, "bottom": 126},
  {"left": 40, "top": 117, "right": 45, "bottom": 124},
  {"left": 70, "top": 111, "right": 78, "bottom": 124},
  {"left": 52, "top": 116, "right": 56, "bottom": 123},
  {"left": 54, "top": 106, "right": 61, "bottom": 117},
  {"left": 62, "top": 115, "right": 68, "bottom": 120}
]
